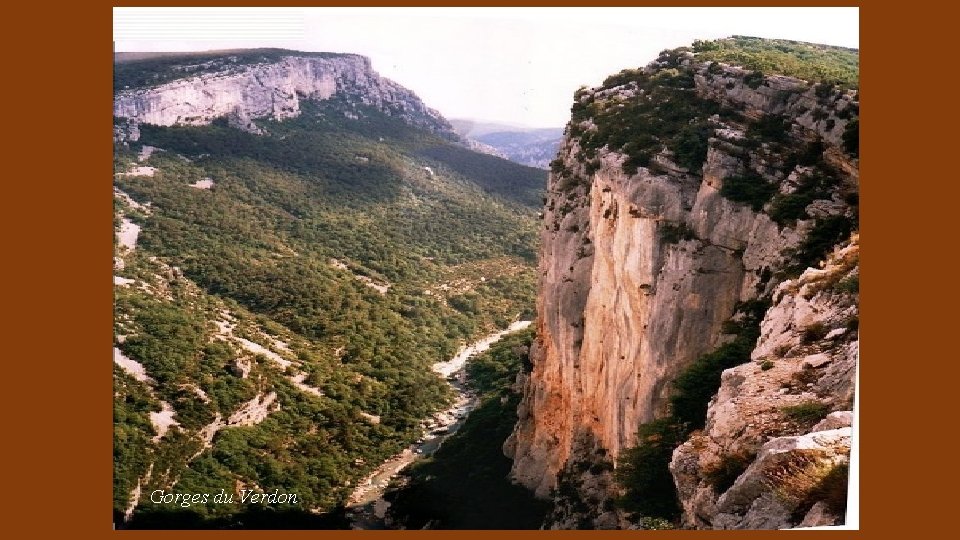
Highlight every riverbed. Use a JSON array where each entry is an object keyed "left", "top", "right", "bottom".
[{"left": 345, "top": 320, "right": 531, "bottom": 529}]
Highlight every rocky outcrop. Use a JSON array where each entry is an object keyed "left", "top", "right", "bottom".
[
  {"left": 506, "top": 47, "right": 858, "bottom": 529},
  {"left": 693, "top": 65, "right": 858, "bottom": 151},
  {"left": 671, "top": 237, "right": 858, "bottom": 528},
  {"left": 114, "top": 53, "right": 456, "bottom": 140}
]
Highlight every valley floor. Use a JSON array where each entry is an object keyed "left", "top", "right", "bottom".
[{"left": 346, "top": 321, "right": 532, "bottom": 529}]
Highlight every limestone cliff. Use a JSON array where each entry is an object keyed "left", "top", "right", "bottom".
[
  {"left": 114, "top": 51, "right": 455, "bottom": 140},
  {"left": 505, "top": 43, "right": 858, "bottom": 529}
]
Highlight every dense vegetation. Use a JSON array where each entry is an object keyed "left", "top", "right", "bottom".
[
  {"left": 614, "top": 419, "right": 686, "bottom": 521},
  {"left": 564, "top": 49, "right": 722, "bottom": 179},
  {"left": 693, "top": 36, "right": 859, "bottom": 89},
  {"left": 785, "top": 214, "right": 856, "bottom": 276},
  {"left": 719, "top": 171, "right": 778, "bottom": 211},
  {"left": 416, "top": 143, "right": 546, "bottom": 208},
  {"left": 113, "top": 84, "right": 544, "bottom": 527},
  {"left": 387, "top": 328, "right": 552, "bottom": 529}
]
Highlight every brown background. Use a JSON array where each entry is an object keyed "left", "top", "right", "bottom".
[{"left": 6, "top": 0, "right": 944, "bottom": 536}]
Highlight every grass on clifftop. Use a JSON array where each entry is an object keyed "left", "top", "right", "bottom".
[{"left": 693, "top": 36, "right": 859, "bottom": 88}]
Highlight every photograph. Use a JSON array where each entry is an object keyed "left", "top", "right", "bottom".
[{"left": 112, "top": 6, "right": 860, "bottom": 530}]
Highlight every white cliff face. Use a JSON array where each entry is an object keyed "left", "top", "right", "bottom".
[
  {"left": 506, "top": 52, "right": 858, "bottom": 529},
  {"left": 114, "top": 54, "right": 455, "bottom": 138}
]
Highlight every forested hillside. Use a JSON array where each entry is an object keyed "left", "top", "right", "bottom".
[{"left": 113, "top": 66, "right": 545, "bottom": 527}]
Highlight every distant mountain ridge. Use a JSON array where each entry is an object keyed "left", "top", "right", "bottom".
[
  {"left": 114, "top": 49, "right": 457, "bottom": 141},
  {"left": 451, "top": 119, "right": 563, "bottom": 170}
]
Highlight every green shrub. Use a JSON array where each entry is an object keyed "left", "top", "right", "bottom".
[
  {"left": 692, "top": 39, "right": 720, "bottom": 53},
  {"left": 674, "top": 123, "right": 712, "bottom": 172},
  {"left": 786, "top": 215, "right": 855, "bottom": 275},
  {"left": 761, "top": 360, "right": 775, "bottom": 371},
  {"left": 744, "top": 70, "right": 765, "bottom": 89},
  {"left": 448, "top": 293, "right": 481, "bottom": 315},
  {"left": 719, "top": 172, "right": 777, "bottom": 211},
  {"left": 590, "top": 460, "right": 615, "bottom": 475},
  {"left": 614, "top": 419, "right": 685, "bottom": 521},
  {"left": 801, "top": 322, "right": 829, "bottom": 344},
  {"left": 788, "top": 364, "right": 820, "bottom": 390},
  {"left": 781, "top": 401, "right": 830, "bottom": 426},
  {"left": 796, "top": 139, "right": 825, "bottom": 167},
  {"left": 584, "top": 158, "right": 601, "bottom": 175},
  {"left": 721, "top": 319, "right": 744, "bottom": 335},
  {"left": 815, "top": 82, "right": 836, "bottom": 100},
  {"left": 842, "top": 118, "right": 859, "bottom": 157},
  {"left": 671, "top": 339, "right": 753, "bottom": 428},
  {"left": 602, "top": 68, "right": 645, "bottom": 89},
  {"left": 549, "top": 157, "right": 566, "bottom": 175},
  {"left": 557, "top": 171, "right": 588, "bottom": 192},
  {"left": 659, "top": 221, "right": 696, "bottom": 244},
  {"left": 704, "top": 451, "right": 756, "bottom": 493},
  {"left": 769, "top": 192, "right": 815, "bottom": 225},
  {"left": 844, "top": 316, "right": 859, "bottom": 332},
  {"left": 770, "top": 165, "right": 841, "bottom": 226},
  {"left": 749, "top": 114, "right": 792, "bottom": 144},
  {"left": 621, "top": 148, "right": 653, "bottom": 174},
  {"left": 835, "top": 275, "right": 859, "bottom": 294}
]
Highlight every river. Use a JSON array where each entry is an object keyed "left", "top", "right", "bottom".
[{"left": 345, "top": 320, "right": 532, "bottom": 529}]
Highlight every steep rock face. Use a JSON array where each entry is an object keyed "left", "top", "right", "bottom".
[
  {"left": 671, "top": 237, "right": 858, "bottom": 528},
  {"left": 114, "top": 53, "right": 455, "bottom": 139},
  {"left": 506, "top": 142, "right": 774, "bottom": 498},
  {"left": 506, "top": 48, "right": 858, "bottom": 527}
]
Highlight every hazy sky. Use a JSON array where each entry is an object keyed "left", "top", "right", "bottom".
[{"left": 114, "top": 7, "right": 859, "bottom": 128}]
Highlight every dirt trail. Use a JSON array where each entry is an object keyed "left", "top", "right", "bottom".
[
  {"left": 149, "top": 401, "right": 179, "bottom": 442},
  {"left": 114, "top": 347, "right": 151, "bottom": 382},
  {"left": 189, "top": 178, "right": 214, "bottom": 189},
  {"left": 117, "top": 218, "right": 141, "bottom": 251}
]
